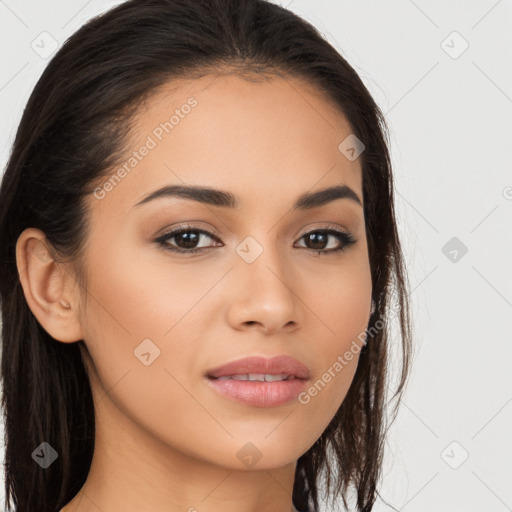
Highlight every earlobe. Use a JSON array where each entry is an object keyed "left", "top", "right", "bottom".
[{"left": 15, "top": 228, "right": 83, "bottom": 343}]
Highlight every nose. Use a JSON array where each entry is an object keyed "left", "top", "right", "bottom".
[{"left": 226, "top": 241, "right": 302, "bottom": 335}]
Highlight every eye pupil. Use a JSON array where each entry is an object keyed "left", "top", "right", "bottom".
[
  {"left": 176, "top": 231, "right": 200, "bottom": 248},
  {"left": 306, "top": 232, "right": 327, "bottom": 250}
]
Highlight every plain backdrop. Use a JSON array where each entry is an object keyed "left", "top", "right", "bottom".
[{"left": 1, "top": 1, "right": 511, "bottom": 511}]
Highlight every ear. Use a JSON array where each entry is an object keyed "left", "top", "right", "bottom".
[{"left": 16, "top": 228, "right": 84, "bottom": 343}]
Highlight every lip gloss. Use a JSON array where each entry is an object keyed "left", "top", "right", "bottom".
[{"left": 206, "top": 377, "right": 307, "bottom": 407}]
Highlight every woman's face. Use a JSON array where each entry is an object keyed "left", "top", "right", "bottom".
[{"left": 76, "top": 73, "right": 372, "bottom": 470}]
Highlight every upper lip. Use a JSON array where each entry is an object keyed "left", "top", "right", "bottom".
[{"left": 206, "top": 355, "right": 310, "bottom": 380}]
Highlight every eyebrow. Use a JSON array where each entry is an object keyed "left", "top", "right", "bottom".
[{"left": 133, "top": 183, "right": 363, "bottom": 210}]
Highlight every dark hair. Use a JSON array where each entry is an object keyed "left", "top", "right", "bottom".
[{"left": 0, "top": 1, "right": 413, "bottom": 511}]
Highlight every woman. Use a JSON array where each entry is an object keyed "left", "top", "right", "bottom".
[{"left": 0, "top": 1, "right": 413, "bottom": 511}]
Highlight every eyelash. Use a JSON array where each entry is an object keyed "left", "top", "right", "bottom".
[{"left": 154, "top": 223, "right": 357, "bottom": 256}]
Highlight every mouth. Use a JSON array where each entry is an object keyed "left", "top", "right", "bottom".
[
  {"left": 205, "top": 354, "right": 310, "bottom": 380},
  {"left": 209, "top": 373, "right": 300, "bottom": 382},
  {"left": 204, "top": 355, "right": 310, "bottom": 407}
]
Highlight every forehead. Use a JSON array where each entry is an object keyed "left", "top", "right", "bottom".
[{"left": 89, "top": 73, "right": 363, "bottom": 215}]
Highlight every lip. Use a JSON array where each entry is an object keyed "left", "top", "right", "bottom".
[
  {"left": 206, "top": 355, "right": 310, "bottom": 380},
  {"left": 205, "top": 355, "right": 310, "bottom": 408}
]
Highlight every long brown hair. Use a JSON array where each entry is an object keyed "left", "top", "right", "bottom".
[{"left": 0, "top": 1, "right": 413, "bottom": 511}]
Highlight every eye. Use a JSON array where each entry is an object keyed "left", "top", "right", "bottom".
[
  {"left": 154, "top": 224, "right": 357, "bottom": 255},
  {"left": 294, "top": 226, "right": 357, "bottom": 255},
  {"left": 155, "top": 224, "right": 222, "bottom": 254}
]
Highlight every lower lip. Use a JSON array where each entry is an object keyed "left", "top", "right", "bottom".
[{"left": 206, "top": 377, "right": 307, "bottom": 407}]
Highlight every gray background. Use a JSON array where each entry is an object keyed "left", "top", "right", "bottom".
[{"left": 1, "top": 0, "right": 511, "bottom": 511}]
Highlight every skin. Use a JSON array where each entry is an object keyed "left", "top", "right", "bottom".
[{"left": 16, "top": 73, "right": 372, "bottom": 512}]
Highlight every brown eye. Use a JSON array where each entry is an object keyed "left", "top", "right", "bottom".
[
  {"left": 155, "top": 225, "right": 221, "bottom": 254},
  {"left": 294, "top": 228, "right": 356, "bottom": 255},
  {"left": 154, "top": 225, "right": 356, "bottom": 256}
]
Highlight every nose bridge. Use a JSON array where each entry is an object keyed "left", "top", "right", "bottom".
[
  {"left": 235, "top": 232, "right": 289, "bottom": 288},
  {"left": 230, "top": 231, "right": 300, "bottom": 331}
]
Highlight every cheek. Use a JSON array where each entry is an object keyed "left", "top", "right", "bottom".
[
  {"left": 306, "top": 253, "right": 372, "bottom": 353},
  {"left": 77, "top": 245, "right": 224, "bottom": 461},
  {"left": 81, "top": 236, "right": 219, "bottom": 344},
  {"left": 294, "top": 261, "right": 371, "bottom": 429},
  {"left": 78, "top": 238, "right": 224, "bottom": 412}
]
